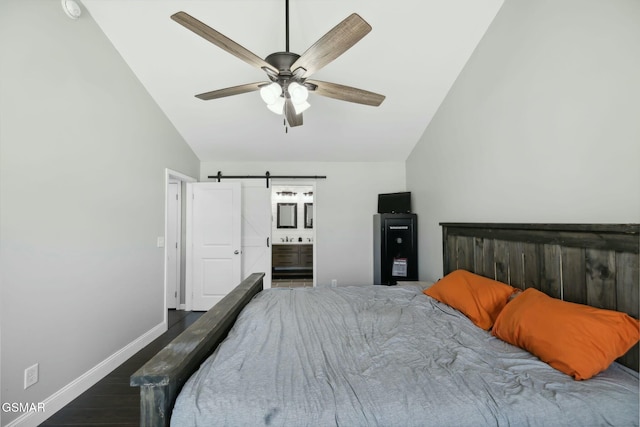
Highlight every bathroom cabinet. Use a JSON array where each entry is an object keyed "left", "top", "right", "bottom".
[{"left": 272, "top": 244, "right": 313, "bottom": 278}]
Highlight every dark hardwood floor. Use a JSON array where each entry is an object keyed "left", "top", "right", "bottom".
[{"left": 40, "top": 310, "right": 203, "bottom": 426}]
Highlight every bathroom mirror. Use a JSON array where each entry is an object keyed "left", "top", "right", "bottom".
[
  {"left": 277, "top": 203, "right": 297, "bottom": 228},
  {"left": 304, "top": 203, "right": 313, "bottom": 228}
]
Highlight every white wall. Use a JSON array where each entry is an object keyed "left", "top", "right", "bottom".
[
  {"left": 406, "top": 0, "right": 640, "bottom": 282},
  {"left": 201, "top": 162, "right": 406, "bottom": 286},
  {"left": 0, "top": 1, "right": 199, "bottom": 425}
]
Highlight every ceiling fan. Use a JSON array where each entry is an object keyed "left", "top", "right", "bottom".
[{"left": 171, "top": 0, "right": 385, "bottom": 128}]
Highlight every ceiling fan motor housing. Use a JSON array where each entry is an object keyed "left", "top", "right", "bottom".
[
  {"left": 264, "top": 52, "right": 307, "bottom": 97},
  {"left": 265, "top": 52, "right": 300, "bottom": 73},
  {"left": 264, "top": 52, "right": 316, "bottom": 95}
]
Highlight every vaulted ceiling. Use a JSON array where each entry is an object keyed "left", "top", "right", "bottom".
[{"left": 82, "top": 0, "right": 503, "bottom": 162}]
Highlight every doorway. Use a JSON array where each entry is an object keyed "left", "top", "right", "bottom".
[
  {"left": 271, "top": 184, "right": 315, "bottom": 288},
  {"left": 164, "top": 169, "right": 196, "bottom": 319}
]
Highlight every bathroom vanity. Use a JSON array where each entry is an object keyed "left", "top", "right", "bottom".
[{"left": 272, "top": 244, "right": 313, "bottom": 279}]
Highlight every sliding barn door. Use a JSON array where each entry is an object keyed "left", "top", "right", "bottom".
[
  {"left": 239, "top": 181, "right": 272, "bottom": 288},
  {"left": 186, "top": 182, "right": 242, "bottom": 311}
]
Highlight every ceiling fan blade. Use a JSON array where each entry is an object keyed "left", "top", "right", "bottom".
[
  {"left": 285, "top": 98, "right": 303, "bottom": 127},
  {"left": 171, "top": 11, "right": 278, "bottom": 75},
  {"left": 291, "top": 13, "right": 371, "bottom": 78},
  {"left": 306, "top": 80, "right": 385, "bottom": 106},
  {"left": 195, "top": 82, "right": 267, "bottom": 100}
]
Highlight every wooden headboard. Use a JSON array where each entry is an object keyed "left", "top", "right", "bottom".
[{"left": 440, "top": 223, "right": 639, "bottom": 371}]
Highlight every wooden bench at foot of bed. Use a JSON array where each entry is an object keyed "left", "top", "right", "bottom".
[{"left": 130, "top": 273, "right": 265, "bottom": 427}]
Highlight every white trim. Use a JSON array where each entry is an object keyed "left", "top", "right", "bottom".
[
  {"left": 5, "top": 322, "right": 167, "bottom": 427},
  {"left": 164, "top": 169, "right": 197, "bottom": 321},
  {"left": 185, "top": 182, "right": 194, "bottom": 311},
  {"left": 166, "top": 179, "right": 181, "bottom": 309},
  {"left": 166, "top": 168, "right": 197, "bottom": 183}
]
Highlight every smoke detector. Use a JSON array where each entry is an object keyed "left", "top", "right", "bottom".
[{"left": 62, "top": 0, "right": 82, "bottom": 20}]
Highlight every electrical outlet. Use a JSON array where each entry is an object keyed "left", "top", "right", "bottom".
[
  {"left": 24, "top": 363, "right": 38, "bottom": 389},
  {"left": 331, "top": 279, "right": 338, "bottom": 288}
]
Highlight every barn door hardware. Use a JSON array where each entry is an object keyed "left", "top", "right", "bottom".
[{"left": 209, "top": 171, "right": 327, "bottom": 188}]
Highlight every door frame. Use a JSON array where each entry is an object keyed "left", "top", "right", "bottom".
[
  {"left": 164, "top": 169, "right": 196, "bottom": 322},
  {"left": 271, "top": 180, "right": 317, "bottom": 287},
  {"left": 166, "top": 179, "right": 181, "bottom": 310}
]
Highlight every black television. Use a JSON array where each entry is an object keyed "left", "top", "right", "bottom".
[{"left": 377, "top": 192, "right": 411, "bottom": 214}]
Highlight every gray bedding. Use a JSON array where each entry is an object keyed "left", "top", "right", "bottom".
[{"left": 171, "top": 285, "right": 639, "bottom": 426}]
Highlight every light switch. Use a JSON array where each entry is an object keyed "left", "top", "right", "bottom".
[{"left": 157, "top": 237, "right": 165, "bottom": 248}]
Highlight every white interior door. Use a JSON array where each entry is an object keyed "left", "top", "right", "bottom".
[
  {"left": 187, "top": 182, "right": 242, "bottom": 311},
  {"left": 240, "top": 181, "right": 272, "bottom": 288},
  {"left": 166, "top": 181, "right": 180, "bottom": 309}
]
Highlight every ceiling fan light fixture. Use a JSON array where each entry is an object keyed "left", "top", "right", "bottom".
[
  {"left": 288, "top": 82, "right": 309, "bottom": 104},
  {"left": 260, "top": 82, "right": 282, "bottom": 105},
  {"left": 293, "top": 101, "right": 311, "bottom": 115},
  {"left": 267, "top": 96, "right": 285, "bottom": 115}
]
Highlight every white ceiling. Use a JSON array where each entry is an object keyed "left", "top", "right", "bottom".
[{"left": 82, "top": 0, "right": 503, "bottom": 162}]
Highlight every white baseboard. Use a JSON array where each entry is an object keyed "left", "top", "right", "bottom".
[
  {"left": 5, "top": 321, "right": 167, "bottom": 427},
  {"left": 179, "top": 303, "right": 186, "bottom": 310}
]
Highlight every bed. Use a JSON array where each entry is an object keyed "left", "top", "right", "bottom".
[{"left": 131, "top": 223, "right": 639, "bottom": 426}]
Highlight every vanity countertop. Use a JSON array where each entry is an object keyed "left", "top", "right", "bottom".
[{"left": 273, "top": 242, "right": 312, "bottom": 245}]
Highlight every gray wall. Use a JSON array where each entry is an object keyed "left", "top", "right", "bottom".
[
  {"left": 0, "top": 1, "right": 199, "bottom": 425},
  {"left": 406, "top": 0, "right": 640, "bottom": 281}
]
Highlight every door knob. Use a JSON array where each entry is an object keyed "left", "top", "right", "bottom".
[{"left": 234, "top": 250, "right": 240, "bottom": 255}]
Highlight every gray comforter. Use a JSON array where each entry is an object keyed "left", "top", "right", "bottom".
[{"left": 171, "top": 285, "right": 639, "bottom": 426}]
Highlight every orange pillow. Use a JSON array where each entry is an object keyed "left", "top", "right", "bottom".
[
  {"left": 492, "top": 288, "right": 640, "bottom": 380},
  {"left": 424, "top": 270, "right": 516, "bottom": 330}
]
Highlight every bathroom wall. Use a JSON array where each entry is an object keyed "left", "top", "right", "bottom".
[{"left": 271, "top": 185, "right": 314, "bottom": 244}]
